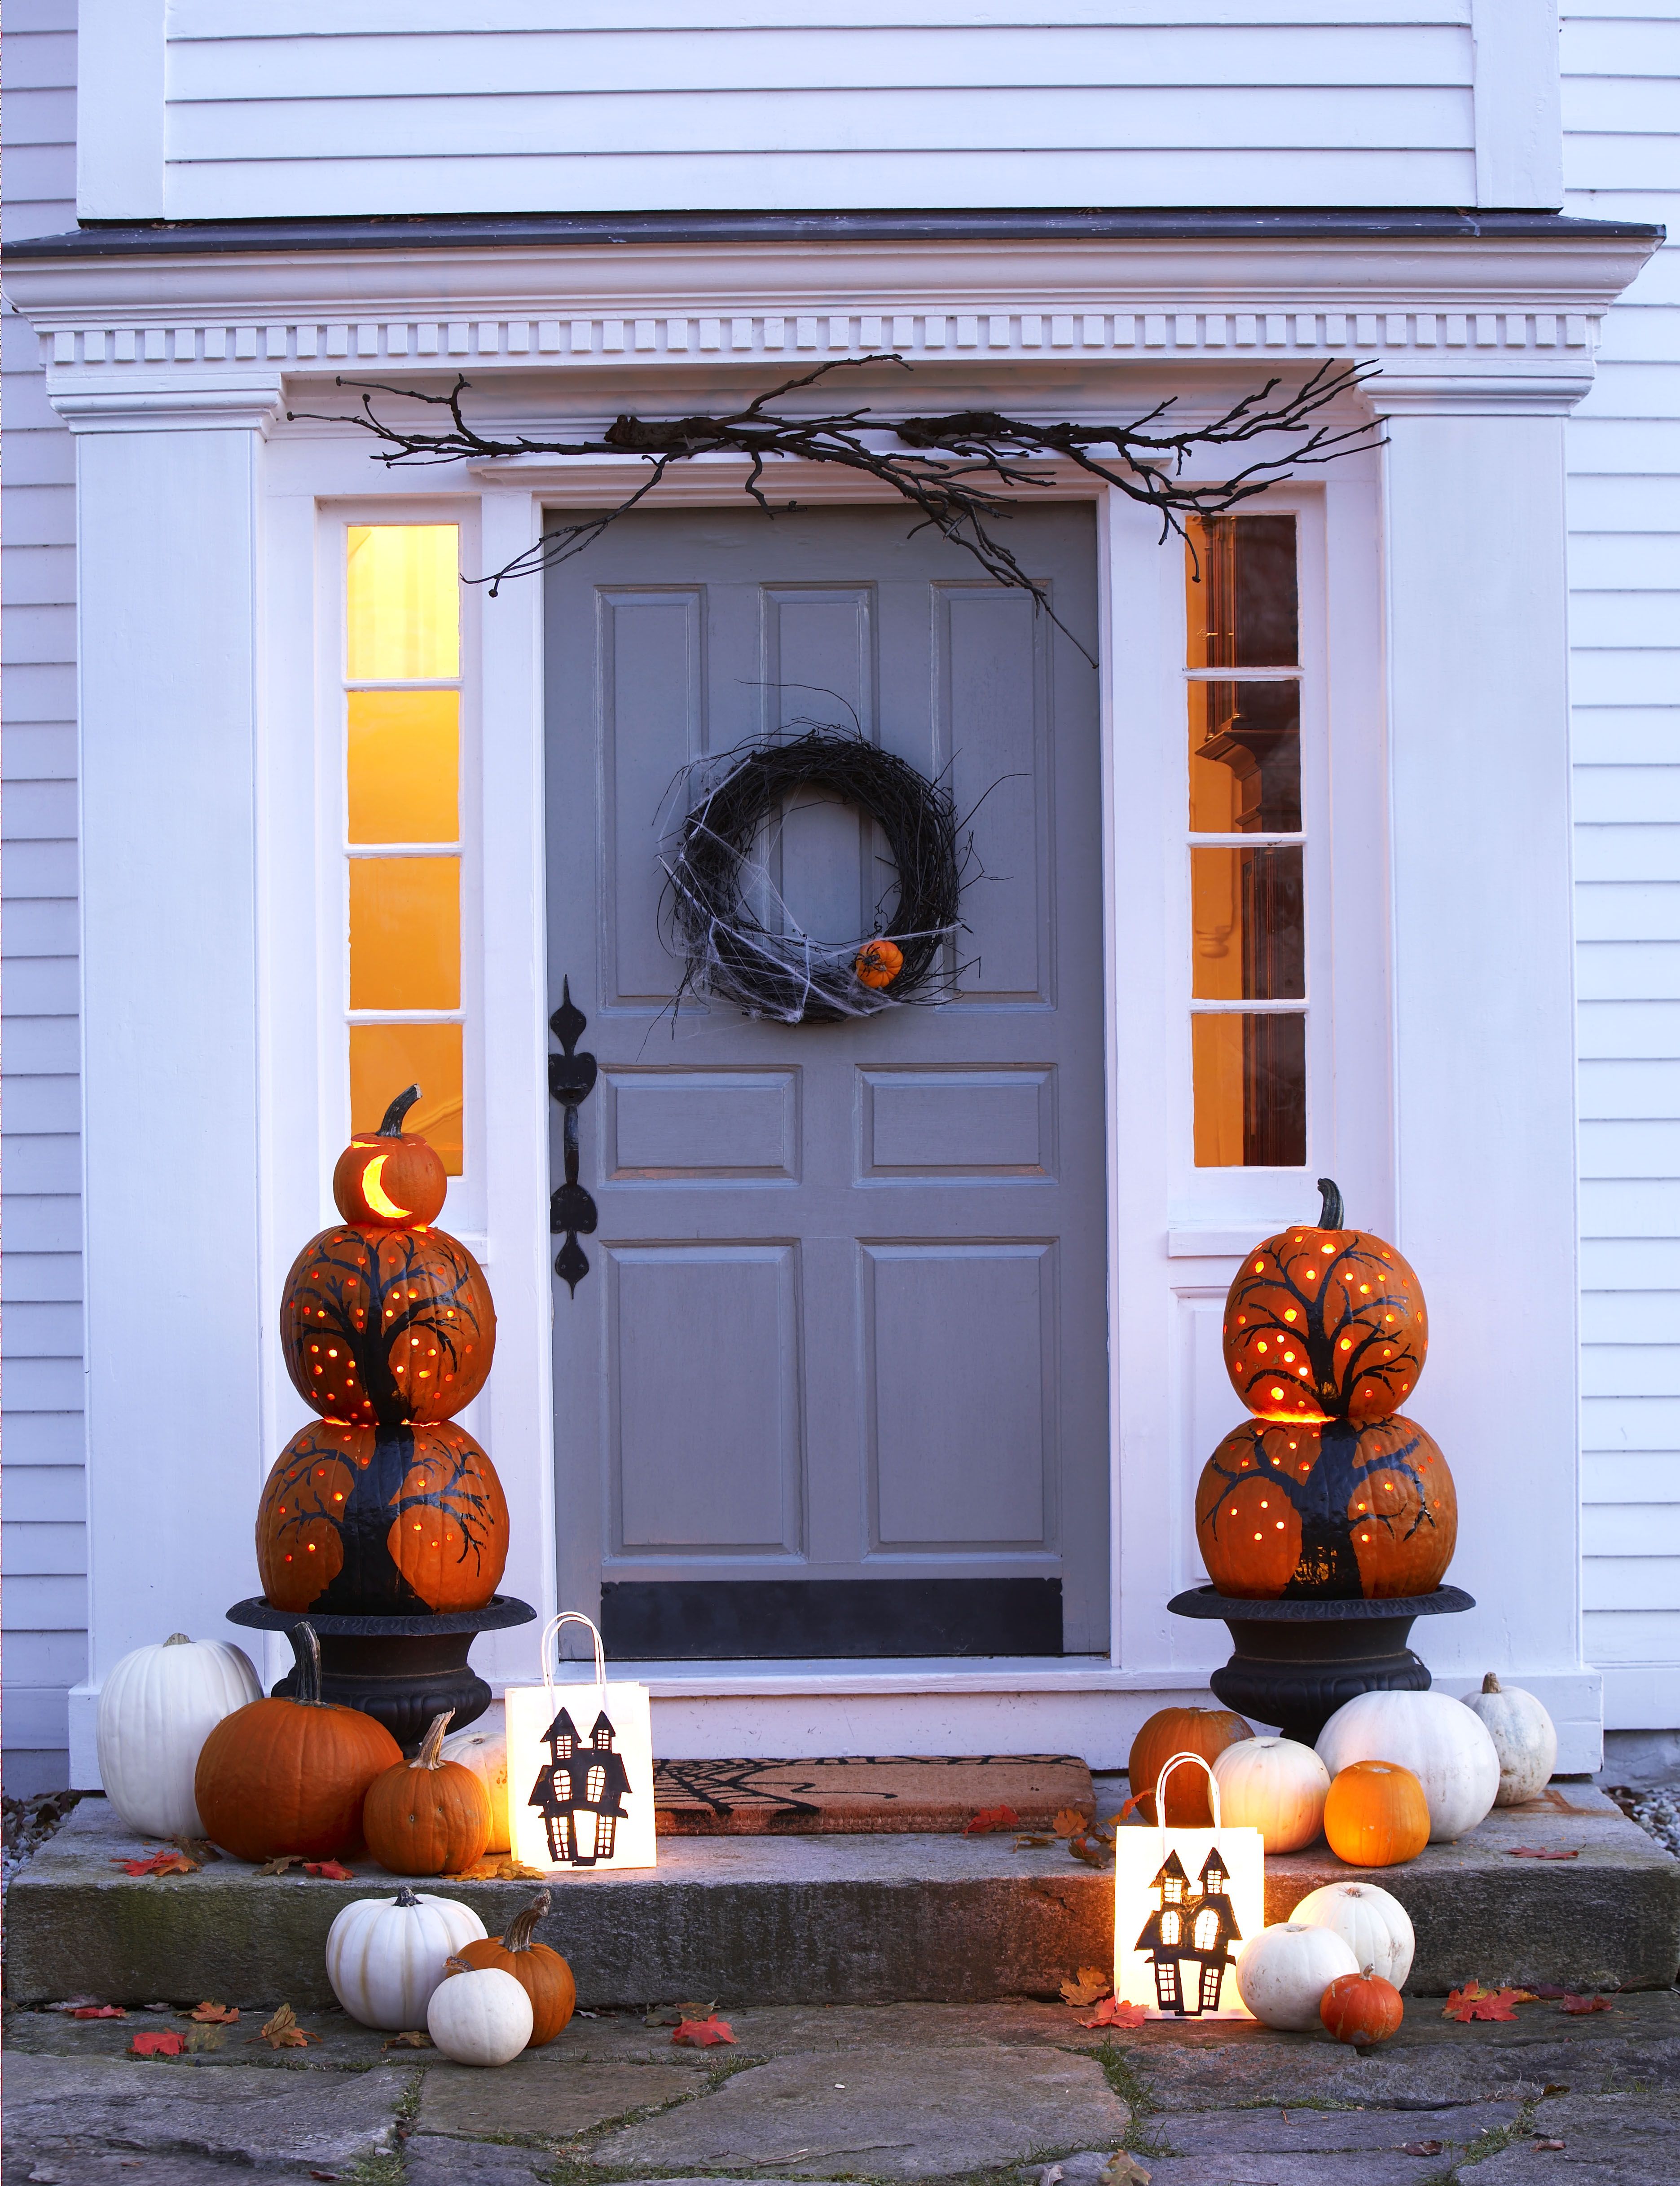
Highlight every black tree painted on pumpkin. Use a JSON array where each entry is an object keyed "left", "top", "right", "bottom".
[
  {"left": 283, "top": 1227, "right": 490, "bottom": 1430},
  {"left": 264, "top": 1418, "right": 503, "bottom": 1613},
  {"left": 1200, "top": 1417, "right": 1440, "bottom": 1598}
]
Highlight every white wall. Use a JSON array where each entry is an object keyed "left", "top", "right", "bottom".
[
  {"left": 78, "top": 0, "right": 1566, "bottom": 222},
  {"left": 1, "top": 0, "right": 84, "bottom": 1797},
  {"left": 1564, "top": 4, "right": 1680, "bottom": 1732}
]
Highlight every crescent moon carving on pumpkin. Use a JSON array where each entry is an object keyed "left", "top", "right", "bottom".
[{"left": 361, "top": 1154, "right": 412, "bottom": 1221}]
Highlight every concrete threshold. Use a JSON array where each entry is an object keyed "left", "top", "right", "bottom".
[{"left": 7, "top": 1785, "right": 1676, "bottom": 2010}]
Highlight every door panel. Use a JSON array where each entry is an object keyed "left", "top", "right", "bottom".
[{"left": 546, "top": 502, "right": 1107, "bottom": 1657}]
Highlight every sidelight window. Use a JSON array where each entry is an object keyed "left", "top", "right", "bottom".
[
  {"left": 1185, "top": 513, "right": 1308, "bottom": 1168},
  {"left": 343, "top": 524, "right": 466, "bottom": 1174}
]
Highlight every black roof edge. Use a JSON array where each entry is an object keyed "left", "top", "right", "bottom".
[{"left": 3, "top": 205, "right": 1665, "bottom": 261}]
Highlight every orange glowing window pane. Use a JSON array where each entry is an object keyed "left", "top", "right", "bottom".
[
  {"left": 1191, "top": 846, "right": 1304, "bottom": 1001},
  {"left": 1185, "top": 513, "right": 1298, "bottom": 671},
  {"left": 347, "top": 690, "right": 459, "bottom": 844},
  {"left": 350, "top": 1023, "right": 463, "bottom": 1175},
  {"left": 347, "top": 525, "right": 460, "bottom": 681},
  {"left": 349, "top": 857, "right": 460, "bottom": 1009},
  {"left": 1192, "top": 1012, "right": 1306, "bottom": 1168}
]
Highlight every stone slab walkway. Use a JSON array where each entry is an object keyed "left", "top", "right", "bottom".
[{"left": 7, "top": 1989, "right": 1678, "bottom": 2186}]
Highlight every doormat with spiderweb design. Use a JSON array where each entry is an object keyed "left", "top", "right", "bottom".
[{"left": 653, "top": 1754, "right": 1095, "bottom": 1835}]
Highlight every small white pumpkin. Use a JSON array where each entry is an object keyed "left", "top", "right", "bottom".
[
  {"left": 96, "top": 1632, "right": 263, "bottom": 1837},
  {"left": 1462, "top": 1674, "right": 1558, "bottom": 1807},
  {"left": 427, "top": 1960, "right": 533, "bottom": 2067},
  {"left": 326, "top": 1889, "right": 488, "bottom": 2030},
  {"left": 1289, "top": 1880, "right": 1415, "bottom": 1989},
  {"left": 439, "top": 1722, "right": 510, "bottom": 1853},
  {"left": 1212, "top": 1736, "right": 1331, "bottom": 1852},
  {"left": 1316, "top": 1690, "right": 1500, "bottom": 1842},
  {"left": 1235, "top": 1922, "right": 1360, "bottom": 2030}
]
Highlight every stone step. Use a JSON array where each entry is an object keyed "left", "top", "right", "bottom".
[{"left": 7, "top": 1786, "right": 1676, "bottom": 2011}]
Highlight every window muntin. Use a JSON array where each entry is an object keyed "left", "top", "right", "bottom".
[
  {"left": 1185, "top": 513, "right": 1308, "bottom": 1168},
  {"left": 344, "top": 524, "right": 465, "bottom": 1174}
]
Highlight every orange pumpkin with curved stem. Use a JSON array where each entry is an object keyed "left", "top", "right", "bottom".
[
  {"left": 1223, "top": 1179, "right": 1428, "bottom": 1426},
  {"left": 280, "top": 1224, "right": 494, "bottom": 1428},
  {"left": 457, "top": 1890, "right": 576, "bottom": 2046},
  {"left": 1196, "top": 1415, "right": 1457, "bottom": 1600},
  {"left": 333, "top": 1085, "right": 449, "bottom": 1230},
  {"left": 363, "top": 1710, "right": 493, "bottom": 1876},
  {"left": 257, "top": 1417, "right": 508, "bottom": 1616},
  {"left": 1127, "top": 1705, "right": 1253, "bottom": 1824}
]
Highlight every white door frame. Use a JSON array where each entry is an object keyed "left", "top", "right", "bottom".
[{"left": 8, "top": 226, "right": 1648, "bottom": 1776}]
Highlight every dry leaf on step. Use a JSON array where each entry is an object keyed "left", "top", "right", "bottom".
[
  {"left": 671, "top": 2015, "right": 736, "bottom": 2046},
  {"left": 67, "top": 2005, "right": 126, "bottom": 2019},
  {"left": 1505, "top": 1847, "right": 1580, "bottom": 1861},
  {"left": 1443, "top": 1982, "right": 1535, "bottom": 2022},
  {"left": 256, "top": 1856, "right": 306, "bottom": 1877},
  {"left": 250, "top": 2004, "right": 321, "bottom": 2049},
  {"left": 1558, "top": 1994, "right": 1614, "bottom": 2014},
  {"left": 1082, "top": 1997, "right": 1149, "bottom": 2030},
  {"left": 1060, "top": 1967, "right": 1112, "bottom": 2008},
  {"left": 112, "top": 1850, "right": 199, "bottom": 1878},
  {"left": 383, "top": 2031, "right": 433, "bottom": 2049},
  {"left": 1053, "top": 1809, "right": 1092, "bottom": 1839},
  {"left": 1101, "top": 2155, "right": 1152, "bottom": 2185},
  {"left": 1399, "top": 2141, "right": 1443, "bottom": 2157},
  {"left": 303, "top": 1860, "right": 355, "bottom": 1880},
  {"left": 130, "top": 2031, "right": 185, "bottom": 2058},
  {"left": 189, "top": 2002, "right": 239, "bottom": 2023},
  {"left": 964, "top": 1804, "right": 1021, "bottom": 1835}
]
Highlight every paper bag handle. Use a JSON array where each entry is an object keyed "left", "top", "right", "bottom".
[
  {"left": 538, "top": 1610, "right": 607, "bottom": 1712},
  {"left": 1153, "top": 1750, "right": 1223, "bottom": 1839}
]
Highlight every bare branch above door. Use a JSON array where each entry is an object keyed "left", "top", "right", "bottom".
[{"left": 290, "top": 356, "right": 1380, "bottom": 664}]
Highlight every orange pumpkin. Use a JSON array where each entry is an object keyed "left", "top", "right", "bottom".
[
  {"left": 363, "top": 1710, "right": 493, "bottom": 1877},
  {"left": 280, "top": 1223, "right": 494, "bottom": 1428},
  {"left": 333, "top": 1085, "right": 449, "bottom": 1230},
  {"left": 854, "top": 938, "right": 905, "bottom": 990},
  {"left": 1320, "top": 1968, "right": 1405, "bottom": 2045},
  {"left": 257, "top": 1417, "right": 508, "bottom": 1617},
  {"left": 1223, "top": 1179, "right": 1428, "bottom": 1425},
  {"left": 1196, "top": 1415, "right": 1457, "bottom": 1601},
  {"left": 457, "top": 1889, "right": 576, "bottom": 2046},
  {"left": 1128, "top": 1705, "right": 1253, "bottom": 1825},
  {"left": 194, "top": 1623, "right": 401, "bottom": 1862},
  {"left": 1322, "top": 1759, "right": 1431, "bottom": 1868}
]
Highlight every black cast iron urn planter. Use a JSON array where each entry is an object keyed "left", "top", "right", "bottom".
[
  {"left": 228, "top": 1594, "right": 536, "bottom": 1753},
  {"left": 1166, "top": 1584, "right": 1475, "bottom": 1746}
]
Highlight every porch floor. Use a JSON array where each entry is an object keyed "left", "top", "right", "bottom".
[{"left": 7, "top": 1785, "right": 1676, "bottom": 2010}]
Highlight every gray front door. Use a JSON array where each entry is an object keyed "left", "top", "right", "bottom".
[{"left": 545, "top": 502, "right": 1108, "bottom": 1657}]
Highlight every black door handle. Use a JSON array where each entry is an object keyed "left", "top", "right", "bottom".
[{"left": 548, "top": 978, "right": 598, "bottom": 1294}]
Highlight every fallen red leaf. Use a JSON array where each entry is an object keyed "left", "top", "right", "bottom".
[
  {"left": 1114, "top": 1794, "right": 1144, "bottom": 1824},
  {"left": 964, "top": 1805, "right": 1020, "bottom": 1835},
  {"left": 1558, "top": 1994, "right": 1614, "bottom": 2014},
  {"left": 130, "top": 2030, "right": 185, "bottom": 2057},
  {"left": 1443, "top": 1981, "right": 1536, "bottom": 2023},
  {"left": 1081, "top": 1996, "right": 1149, "bottom": 2030},
  {"left": 70, "top": 2005, "right": 127, "bottom": 2019},
  {"left": 671, "top": 2015, "right": 736, "bottom": 2047},
  {"left": 112, "top": 1850, "right": 199, "bottom": 1877},
  {"left": 1505, "top": 1847, "right": 1580, "bottom": 1861},
  {"left": 302, "top": 1860, "right": 354, "bottom": 1880}
]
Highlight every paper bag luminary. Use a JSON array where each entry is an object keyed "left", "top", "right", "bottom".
[
  {"left": 1114, "top": 1752, "right": 1264, "bottom": 2019},
  {"left": 503, "top": 1612, "right": 657, "bottom": 1873}
]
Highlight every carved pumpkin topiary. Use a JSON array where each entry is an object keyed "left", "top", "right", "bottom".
[
  {"left": 256, "top": 1417, "right": 508, "bottom": 1616},
  {"left": 363, "top": 1710, "right": 493, "bottom": 1876},
  {"left": 456, "top": 1889, "right": 576, "bottom": 2046},
  {"left": 333, "top": 1084, "right": 449, "bottom": 1230},
  {"left": 194, "top": 1623, "right": 401, "bottom": 1862},
  {"left": 279, "top": 1223, "right": 494, "bottom": 1429},
  {"left": 1223, "top": 1179, "right": 1428, "bottom": 1425},
  {"left": 1195, "top": 1414, "right": 1457, "bottom": 1600}
]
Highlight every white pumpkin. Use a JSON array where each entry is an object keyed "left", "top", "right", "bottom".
[
  {"left": 1462, "top": 1674, "right": 1558, "bottom": 1807},
  {"left": 1316, "top": 1690, "right": 1500, "bottom": 1842},
  {"left": 96, "top": 1632, "right": 263, "bottom": 1837},
  {"left": 1212, "top": 1736, "right": 1330, "bottom": 1852},
  {"left": 1234, "top": 1923, "right": 1360, "bottom": 2030},
  {"left": 1289, "top": 1880, "right": 1415, "bottom": 1989},
  {"left": 326, "top": 1889, "right": 488, "bottom": 2030},
  {"left": 439, "top": 1722, "right": 510, "bottom": 1853},
  {"left": 427, "top": 1962, "right": 532, "bottom": 2067}
]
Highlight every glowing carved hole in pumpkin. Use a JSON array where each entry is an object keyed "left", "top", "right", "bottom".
[{"left": 360, "top": 1154, "right": 413, "bottom": 1220}]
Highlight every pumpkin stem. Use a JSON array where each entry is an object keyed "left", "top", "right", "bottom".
[
  {"left": 286, "top": 1621, "right": 325, "bottom": 1707},
  {"left": 443, "top": 1955, "right": 469, "bottom": 1978},
  {"left": 377, "top": 1085, "right": 423, "bottom": 1137},
  {"left": 395, "top": 1887, "right": 422, "bottom": 1907},
  {"left": 1316, "top": 1177, "right": 1344, "bottom": 1229},
  {"left": 415, "top": 1710, "right": 455, "bottom": 1768},
  {"left": 165, "top": 1633, "right": 191, "bottom": 1646},
  {"left": 1482, "top": 1671, "right": 1502, "bottom": 1693},
  {"left": 501, "top": 1890, "right": 552, "bottom": 1954}
]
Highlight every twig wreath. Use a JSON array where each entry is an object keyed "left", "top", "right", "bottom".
[
  {"left": 657, "top": 723, "right": 968, "bottom": 1024},
  {"left": 293, "top": 353, "right": 1380, "bottom": 664}
]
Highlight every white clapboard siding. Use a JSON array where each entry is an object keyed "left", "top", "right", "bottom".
[
  {"left": 2, "top": 0, "right": 84, "bottom": 1799},
  {"left": 1564, "top": 4, "right": 1680, "bottom": 1731},
  {"left": 149, "top": 4, "right": 1477, "bottom": 218}
]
